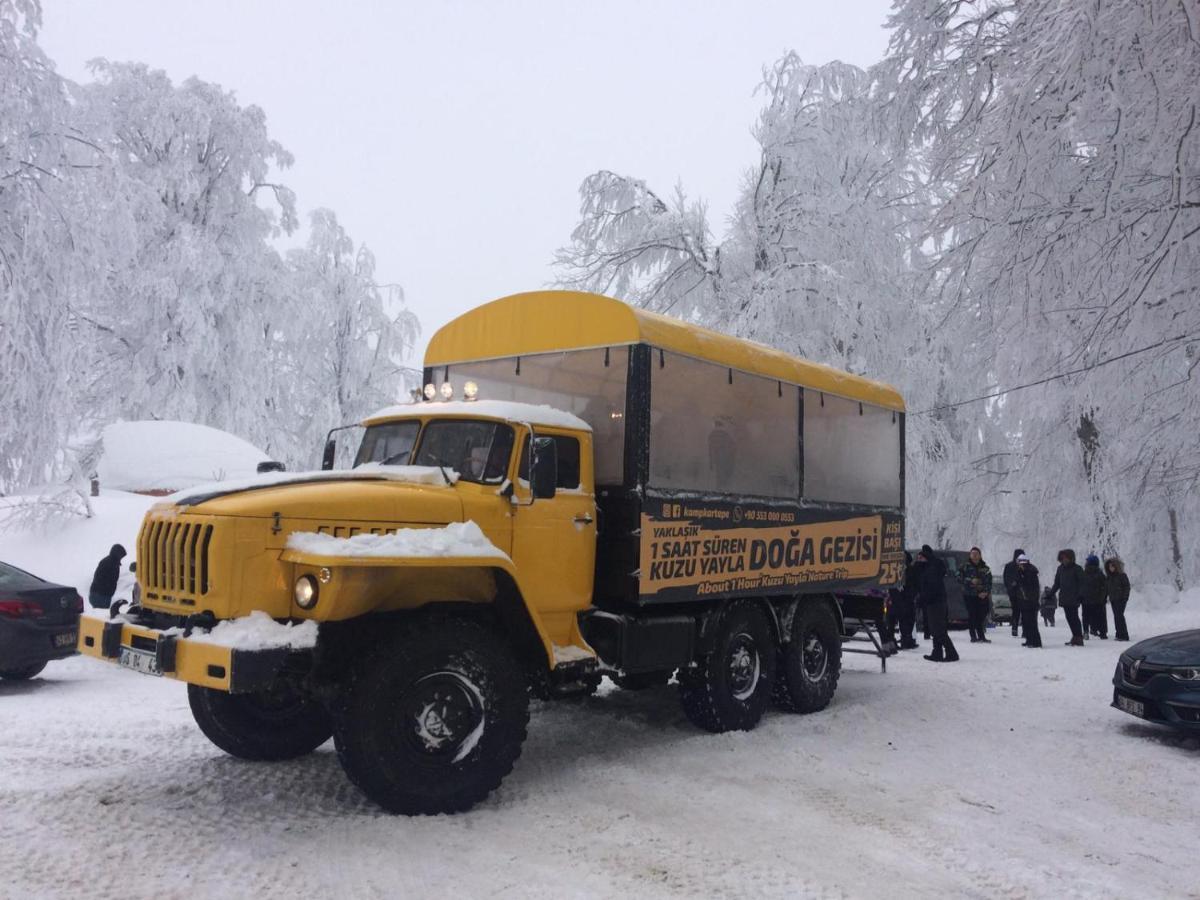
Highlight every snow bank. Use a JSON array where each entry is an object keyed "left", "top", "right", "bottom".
[
  {"left": 182, "top": 611, "right": 319, "bottom": 650},
  {"left": 286, "top": 521, "right": 508, "bottom": 560},
  {"left": 97, "top": 420, "right": 269, "bottom": 492},
  {"left": 169, "top": 464, "right": 456, "bottom": 505},
  {"left": 365, "top": 399, "right": 591, "bottom": 431}
]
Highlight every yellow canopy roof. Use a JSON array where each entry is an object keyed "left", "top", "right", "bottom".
[{"left": 425, "top": 290, "right": 905, "bottom": 412}]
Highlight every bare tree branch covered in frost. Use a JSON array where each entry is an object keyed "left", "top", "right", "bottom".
[{"left": 0, "top": 2, "right": 420, "bottom": 508}]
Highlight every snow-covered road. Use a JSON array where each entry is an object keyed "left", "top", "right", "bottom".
[{"left": 3, "top": 611, "right": 1198, "bottom": 899}]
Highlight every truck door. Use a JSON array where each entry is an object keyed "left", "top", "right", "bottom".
[{"left": 510, "top": 430, "right": 597, "bottom": 642}]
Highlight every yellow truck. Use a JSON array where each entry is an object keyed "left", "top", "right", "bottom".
[{"left": 79, "top": 290, "right": 906, "bottom": 815}]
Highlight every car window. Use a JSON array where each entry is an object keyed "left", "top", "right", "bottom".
[
  {"left": 941, "top": 555, "right": 959, "bottom": 574},
  {"left": 414, "top": 420, "right": 514, "bottom": 484},
  {"left": 518, "top": 434, "right": 582, "bottom": 490},
  {"left": 0, "top": 561, "right": 41, "bottom": 587}
]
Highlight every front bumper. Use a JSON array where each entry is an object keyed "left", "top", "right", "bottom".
[
  {"left": 78, "top": 615, "right": 296, "bottom": 694},
  {"left": 0, "top": 617, "right": 80, "bottom": 669},
  {"left": 1112, "top": 661, "right": 1200, "bottom": 733}
]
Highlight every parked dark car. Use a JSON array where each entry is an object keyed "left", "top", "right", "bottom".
[
  {"left": 907, "top": 548, "right": 970, "bottom": 628},
  {"left": 1112, "top": 629, "right": 1200, "bottom": 734},
  {"left": 0, "top": 561, "right": 83, "bottom": 681}
]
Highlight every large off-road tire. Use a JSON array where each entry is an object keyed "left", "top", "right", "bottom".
[
  {"left": 678, "top": 602, "right": 776, "bottom": 733},
  {"left": 0, "top": 661, "right": 47, "bottom": 680},
  {"left": 332, "top": 616, "right": 530, "bottom": 815},
  {"left": 612, "top": 670, "right": 673, "bottom": 691},
  {"left": 188, "top": 681, "right": 332, "bottom": 761},
  {"left": 773, "top": 601, "right": 842, "bottom": 714}
]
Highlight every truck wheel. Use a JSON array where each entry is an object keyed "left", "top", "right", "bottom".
[
  {"left": 613, "top": 670, "right": 672, "bottom": 691},
  {"left": 0, "top": 661, "right": 47, "bottom": 680},
  {"left": 773, "top": 602, "right": 841, "bottom": 713},
  {"left": 188, "top": 682, "right": 332, "bottom": 761},
  {"left": 678, "top": 602, "right": 776, "bottom": 733},
  {"left": 332, "top": 616, "right": 529, "bottom": 815}
]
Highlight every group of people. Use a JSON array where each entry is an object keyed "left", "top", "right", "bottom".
[{"left": 880, "top": 545, "right": 1132, "bottom": 663}]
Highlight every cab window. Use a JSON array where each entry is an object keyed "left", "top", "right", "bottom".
[
  {"left": 354, "top": 421, "right": 420, "bottom": 467},
  {"left": 414, "top": 420, "right": 514, "bottom": 484},
  {"left": 518, "top": 434, "right": 581, "bottom": 489}
]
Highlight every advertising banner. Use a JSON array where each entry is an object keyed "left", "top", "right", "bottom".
[{"left": 639, "top": 498, "right": 904, "bottom": 602}]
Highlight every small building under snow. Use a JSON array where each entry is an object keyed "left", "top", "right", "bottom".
[{"left": 96, "top": 420, "right": 271, "bottom": 495}]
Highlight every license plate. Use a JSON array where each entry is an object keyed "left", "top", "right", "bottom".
[
  {"left": 1117, "top": 695, "right": 1145, "bottom": 718},
  {"left": 118, "top": 646, "right": 162, "bottom": 677},
  {"left": 54, "top": 631, "right": 77, "bottom": 648}
]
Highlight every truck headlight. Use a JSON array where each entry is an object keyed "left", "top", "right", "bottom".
[
  {"left": 294, "top": 575, "right": 318, "bottom": 609},
  {"left": 1170, "top": 667, "right": 1200, "bottom": 682}
]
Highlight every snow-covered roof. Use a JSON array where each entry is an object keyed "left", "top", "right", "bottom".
[
  {"left": 97, "top": 420, "right": 270, "bottom": 492},
  {"left": 363, "top": 399, "right": 591, "bottom": 432}
]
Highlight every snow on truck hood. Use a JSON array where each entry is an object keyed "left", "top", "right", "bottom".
[
  {"left": 167, "top": 464, "right": 457, "bottom": 507},
  {"left": 285, "top": 521, "right": 508, "bottom": 560},
  {"left": 364, "top": 400, "right": 591, "bottom": 431}
]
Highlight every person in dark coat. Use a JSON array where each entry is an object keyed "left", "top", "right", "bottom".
[
  {"left": 1002, "top": 549, "right": 1025, "bottom": 638},
  {"left": 1012, "top": 554, "right": 1042, "bottom": 647},
  {"left": 1040, "top": 586, "right": 1057, "bottom": 627},
  {"left": 890, "top": 551, "right": 920, "bottom": 650},
  {"left": 1081, "top": 554, "right": 1108, "bottom": 639},
  {"left": 1105, "top": 557, "right": 1131, "bottom": 641},
  {"left": 916, "top": 545, "right": 959, "bottom": 662},
  {"left": 959, "top": 547, "right": 993, "bottom": 643},
  {"left": 88, "top": 543, "right": 126, "bottom": 609},
  {"left": 1048, "top": 549, "right": 1085, "bottom": 646}
]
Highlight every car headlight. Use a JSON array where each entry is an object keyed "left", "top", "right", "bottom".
[
  {"left": 294, "top": 575, "right": 318, "bottom": 609},
  {"left": 1169, "top": 667, "right": 1200, "bottom": 682}
]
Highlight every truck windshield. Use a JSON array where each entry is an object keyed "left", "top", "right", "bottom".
[
  {"left": 414, "top": 420, "right": 514, "bottom": 484},
  {"left": 354, "top": 421, "right": 420, "bottom": 467}
]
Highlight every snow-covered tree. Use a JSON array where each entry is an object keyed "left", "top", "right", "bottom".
[
  {"left": 286, "top": 209, "right": 420, "bottom": 465},
  {"left": 882, "top": 0, "right": 1200, "bottom": 583},
  {"left": 0, "top": 0, "right": 91, "bottom": 496}
]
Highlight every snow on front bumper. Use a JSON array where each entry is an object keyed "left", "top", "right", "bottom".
[{"left": 77, "top": 613, "right": 316, "bottom": 694}]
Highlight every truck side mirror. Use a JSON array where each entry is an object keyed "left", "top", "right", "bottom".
[
  {"left": 257, "top": 460, "right": 286, "bottom": 474},
  {"left": 530, "top": 436, "right": 557, "bottom": 500},
  {"left": 321, "top": 439, "right": 336, "bottom": 471}
]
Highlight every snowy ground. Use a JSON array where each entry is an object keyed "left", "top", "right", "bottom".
[{"left": 2, "top": 499, "right": 1199, "bottom": 898}]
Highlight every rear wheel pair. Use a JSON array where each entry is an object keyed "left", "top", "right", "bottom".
[{"left": 678, "top": 600, "right": 841, "bottom": 733}]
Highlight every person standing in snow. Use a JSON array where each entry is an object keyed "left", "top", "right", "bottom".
[
  {"left": 1012, "top": 554, "right": 1042, "bottom": 648},
  {"left": 1002, "top": 549, "right": 1025, "bottom": 638},
  {"left": 1040, "top": 586, "right": 1057, "bottom": 628},
  {"left": 916, "top": 545, "right": 959, "bottom": 663},
  {"left": 88, "top": 544, "right": 126, "bottom": 610},
  {"left": 1048, "top": 549, "right": 1085, "bottom": 646},
  {"left": 1105, "top": 557, "right": 1131, "bottom": 642},
  {"left": 893, "top": 551, "right": 919, "bottom": 650},
  {"left": 959, "top": 547, "right": 992, "bottom": 643},
  {"left": 1081, "top": 555, "right": 1108, "bottom": 639}
]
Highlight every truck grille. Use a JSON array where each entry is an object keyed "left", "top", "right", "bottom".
[{"left": 139, "top": 518, "right": 214, "bottom": 597}]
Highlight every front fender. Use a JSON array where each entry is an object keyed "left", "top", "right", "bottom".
[{"left": 280, "top": 548, "right": 558, "bottom": 670}]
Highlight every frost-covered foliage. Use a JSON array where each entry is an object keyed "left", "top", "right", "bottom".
[
  {"left": 0, "top": 3, "right": 419, "bottom": 501},
  {"left": 285, "top": 209, "right": 419, "bottom": 464},
  {"left": 881, "top": 0, "right": 1200, "bottom": 586},
  {"left": 556, "top": 56, "right": 959, "bottom": 548},
  {"left": 558, "top": 4, "right": 1199, "bottom": 585}
]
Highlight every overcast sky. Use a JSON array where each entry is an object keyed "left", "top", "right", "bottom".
[{"left": 41, "top": 0, "right": 894, "bottom": 362}]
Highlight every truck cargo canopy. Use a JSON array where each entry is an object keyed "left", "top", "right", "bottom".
[{"left": 425, "top": 291, "right": 905, "bottom": 412}]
